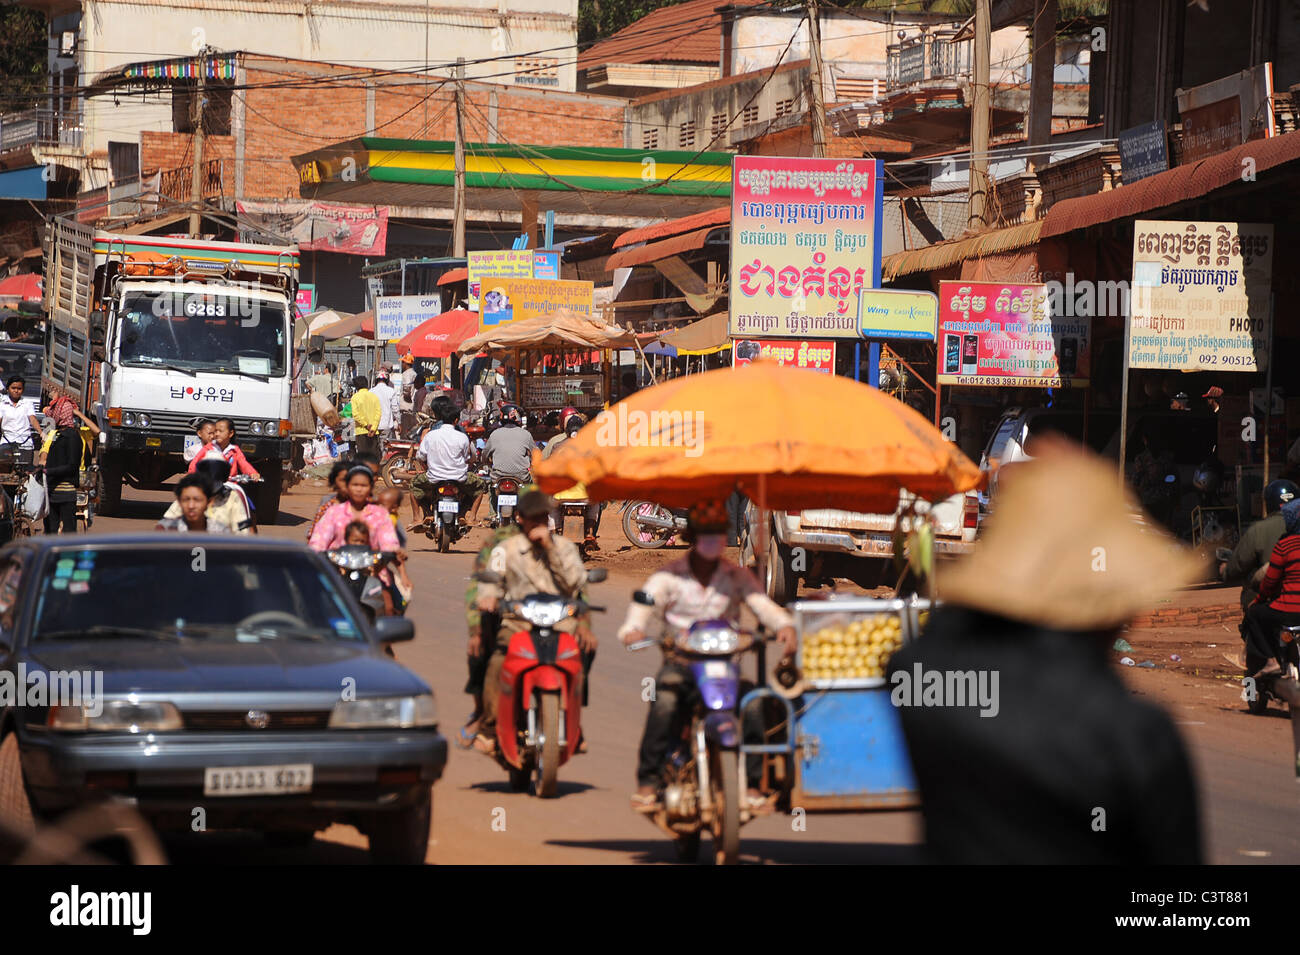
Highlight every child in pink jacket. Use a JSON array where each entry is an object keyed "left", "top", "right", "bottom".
[{"left": 186, "top": 417, "right": 262, "bottom": 480}]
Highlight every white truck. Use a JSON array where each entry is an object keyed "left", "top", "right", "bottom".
[
  {"left": 743, "top": 491, "right": 980, "bottom": 603},
  {"left": 43, "top": 217, "right": 299, "bottom": 520}
]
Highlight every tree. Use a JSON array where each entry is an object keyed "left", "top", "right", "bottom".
[
  {"left": 0, "top": 4, "right": 48, "bottom": 113},
  {"left": 578, "top": 0, "right": 688, "bottom": 46}
]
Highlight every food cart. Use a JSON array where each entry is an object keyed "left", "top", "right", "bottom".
[
  {"left": 739, "top": 595, "right": 934, "bottom": 811},
  {"left": 457, "top": 312, "right": 635, "bottom": 429}
]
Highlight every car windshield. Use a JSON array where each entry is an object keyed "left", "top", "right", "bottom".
[
  {"left": 118, "top": 291, "right": 287, "bottom": 376},
  {"left": 31, "top": 546, "right": 366, "bottom": 643}
]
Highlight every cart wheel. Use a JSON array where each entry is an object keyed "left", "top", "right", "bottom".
[{"left": 673, "top": 831, "right": 701, "bottom": 864}]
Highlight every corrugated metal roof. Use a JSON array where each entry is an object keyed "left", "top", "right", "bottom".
[
  {"left": 612, "top": 205, "right": 729, "bottom": 249},
  {"left": 882, "top": 219, "right": 1043, "bottom": 281},
  {"left": 606, "top": 224, "right": 726, "bottom": 270},
  {"left": 578, "top": 0, "right": 765, "bottom": 70},
  {"left": 1041, "top": 129, "right": 1300, "bottom": 238}
]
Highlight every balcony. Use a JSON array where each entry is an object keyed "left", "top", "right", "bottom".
[
  {"left": 158, "top": 158, "right": 227, "bottom": 202},
  {"left": 886, "top": 30, "right": 971, "bottom": 91},
  {"left": 0, "top": 109, "right": 83, "bottom": 153}
]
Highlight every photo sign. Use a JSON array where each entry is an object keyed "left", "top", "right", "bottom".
[
  {"left": 729, "top": 156, "right": 883, "bottom": 339},
  {"left": 467, "top": 250, "right": 534, "bottom": 310},
  {"left": 937, "top": 282, "right": 1091, "bottom": 388},
  {"left": 478, "top": 277, "right": 594, "bottom": 329},
  {"left": 375, "top": 295, "right": 443, "bottom": 342},
  {"left": 731, "top": 338, "right": 835, "bottom": 373},
  {"left": 1129, "top": 220, "right": 1273, "bottom": 373}
]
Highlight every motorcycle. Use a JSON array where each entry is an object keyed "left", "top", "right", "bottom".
[
  {"left": 625, "top": 590, "right": 775, "bottom": 865},
  {"left": 621, "top": 500, "right": 689, "bottom": 549},
  {"left": 327, "top": 545, "right": 391, "bottom": 623},
  {"left": 1216, "top": 545, "right": 1300, "bottom": 714},
  {"left": 473, "top": 567, "right": 606, "bottom": 797},
  {"left": 428, "top": 479, "right": 468, "bottom": 552},
  {"left": 493, "top": 476, "right": 522, "bottom": 526},
  {"left": 380, "top": 412, "right": 435, "bottom": 489}
]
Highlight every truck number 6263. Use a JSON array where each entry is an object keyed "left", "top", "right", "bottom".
[{"left": 185, "top": 301, "right": 226, "bottom": 317}]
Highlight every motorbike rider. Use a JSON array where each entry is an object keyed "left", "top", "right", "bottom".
[
  {"left": 542, "top": 410, "right": 603, "bottom": 550},
  {"left": 162, "top": 448, "right": 256, "bottom": 534},
  {"left": 483, "top": 403, "right": 534, "bottom": 525},
  {"left": 618, "top": 500, "right": 797, "bottom": 813},
  {"left": 1220, "top": 479, "right": 1298, "bottom": 610},
  {"left": 1244, "top": 497, "right": 1300, "bottom": 678},
  {"left": 413, "top": 396, "right": 482, "bottom": 521},
  {"left": 473, "top": 489, "right": 590, "bottom": 754}
]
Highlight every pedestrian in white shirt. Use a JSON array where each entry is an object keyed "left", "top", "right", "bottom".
[
  {"left": 371, "top": 370, "right": 399, "bottom": 441},
  {"left": 0, "top": 376, "right": 40, "bottom": 452}
]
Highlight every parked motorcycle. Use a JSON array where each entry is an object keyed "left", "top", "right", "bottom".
[
  {"left": 473, "top": 567, "right": 606, "bottom": 797},
  {"left": 625, "top": 590, "right": 773, "bottom": 865},
  {"left": 621, "top": 500, "right": 688, "bottom": 549}
]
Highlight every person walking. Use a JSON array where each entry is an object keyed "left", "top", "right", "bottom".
[{"left": 350, "top": 376, "right": 383, "bottom": 460}]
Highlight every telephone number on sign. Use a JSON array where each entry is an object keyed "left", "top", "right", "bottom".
[{"left": 1197, "top": 354, "right": 1257, "bottom": 367}]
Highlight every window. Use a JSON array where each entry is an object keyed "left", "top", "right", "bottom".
[
  {"left": 642, "top": 127, "right": 659, "bottom": 150},
  {"left": 514, "top": 57, "right": 560, "bottom": 87},
  {"left": 741, "top": 103, "right": 760, "bottom": 126},
  {"left": 678, "top": 120, "right": 696, "bottom": 148},
  {"left": 775, "top": 97, "right": 796, "bottom": 118},
  {"left": 710, "top": 113, "right": 727, "bottom": 139},
  {"left": 0, "top": 560, "right": 21, "bottom": 640}
]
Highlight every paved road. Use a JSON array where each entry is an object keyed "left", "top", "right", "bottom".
[{"left": 91, "top": 484, "right": 1297, "bottom": 864}]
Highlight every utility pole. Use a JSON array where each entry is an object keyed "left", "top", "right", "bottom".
[
  {"left": 967, "top": 0, "right": 990, "bottom": 231},
  {"left": 1028, "top": 0, "right": 1058, "bottom": 174},
  {"left": 807, "top": 0, "right": 827, "bottom": 158},
  {"left": 188, "top": 45, "right": 207, "bottom": 238},
  {"left": 452, "top": 57, "right": 466, "bottom": 258}
]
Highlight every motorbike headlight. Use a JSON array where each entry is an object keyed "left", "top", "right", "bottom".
[
  {"left": 48, "top": 699, "right": 183, "bottom": 733},
  {"left": 250, "top": 421, "right": 264, "bottom": 435},
  {"left": 328, "top": 695, "right": 437, "bottom": 729},
  {"left": 519, "top": 599, "right": 571, "bottom": 628},
  {"left": 682, "top": 625, "right": 741, "bottom": 655}
]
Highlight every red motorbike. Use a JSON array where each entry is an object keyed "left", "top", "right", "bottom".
[{"left": 475, "top": 568, "right": 605, "bottom": 797}]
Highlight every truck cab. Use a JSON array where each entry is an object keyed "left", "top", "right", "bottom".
[{"left": 43, "top": 220, "right": 299, "bottom": 520}]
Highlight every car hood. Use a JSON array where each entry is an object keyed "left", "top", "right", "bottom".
[{"left": 23, "top": 640, "right": 428, "bottom": 697}]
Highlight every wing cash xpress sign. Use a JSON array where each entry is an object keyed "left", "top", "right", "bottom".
[
  {"left": 478, "top": 278, "right": 594, "bottom": 329},
  {"left": 729, "top": 156, "right": 883, "bottom": 339},
  {"left": 468, "top": 250, "right": 534, "bottom": 309},
  {"left": 1129, "top": 220, "right": 1273, "bottom": 373},
  {"left": 937, "top": 282, "right": 1091, "bottom": 388},
  {"left": 731, "top": 338, "right": 834, "bottom": 373}
]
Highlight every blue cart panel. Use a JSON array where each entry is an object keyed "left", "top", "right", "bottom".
[{"left": 793, "top": 685, "right": 919, "bottom": 810}]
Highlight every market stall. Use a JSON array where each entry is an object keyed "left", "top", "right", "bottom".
[{"left": 457, "top": 310, "right": 634, "bottom": 425}]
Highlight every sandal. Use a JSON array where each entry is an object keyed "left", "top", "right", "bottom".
[
  {"left": 455, "top": 725, "right": 478, "bottom": 749},
  {"left": 471, "top": 733, "right": 497, "bottom": 755}
]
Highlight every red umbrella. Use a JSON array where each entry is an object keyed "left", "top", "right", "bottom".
[
  {"left": 0, "top": 274, "right": 42, "bottom": 304},
  {"left": 397, "top": 308, "right": 479, "bottom": 359}
]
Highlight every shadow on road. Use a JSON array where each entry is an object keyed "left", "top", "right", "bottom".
[
  {"left": 465, "top": 779, "right": 598, "bottom": 797},
  {"left": 161, "top": 831, "right": 373, "bottom": 864},
  {"left": 546, "top": 837, "right": 924, "bottom": 865}
]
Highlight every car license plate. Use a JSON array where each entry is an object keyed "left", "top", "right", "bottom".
[
  {"left": 704, "top": 661, "right": 730, "bottom": 678},
  {"left": 498, "top": 494, "right": 517, "bottom": 506},
  {"left": 203, "top": 764, "right": 312, "bottom": 797},
  {"left": 437, "top": 499, "right": 458, "bottom": 513}
]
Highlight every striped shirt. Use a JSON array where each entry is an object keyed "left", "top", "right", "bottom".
[{"left": 1257, "top": 534, "right": 1300, "bottom": 612}]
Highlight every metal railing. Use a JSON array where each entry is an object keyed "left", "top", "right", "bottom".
[
  {"left": 158, "top": 158, "right": 227, "bottom": 201},
  {"left": 886, "top": 30, "right": 972, "bottom": 90},
  {"left": 0, "top": 108, "right": 84, "bottom": 152}
]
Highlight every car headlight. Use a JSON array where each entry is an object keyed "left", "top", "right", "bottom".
[
  {"left": 264, "top": 420, "right": 278, "bottom": 435},
  {"left": 328, "top": 694, "right": 436, "bottom": 729},
  {"left": 48, "top": 700, "right": 182, "bottom": 732},
  {"left": 250, "top": 421, "right": 264, "bottom": 435},
  {"left": 137, "top": 413, "right": 150, "bottom": 428},
  {"left": 122, "top": 411, "right": 136, "bottom": 427}
]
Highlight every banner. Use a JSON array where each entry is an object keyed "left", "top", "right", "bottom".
[
  {"left": 295, "top": 284, "right": 316, "bottom": 315},
  {"left": 533, "top": 251, "right": 560, "bottom": 280},
  {"left": 236, "top": 199, "right": 387, "bottom": 255},
  {"left": 937, "top": 282, "right": 1091, "bottom": 388},
  {"left": 375, "top": 295, "right": 443, "bottom": 342},
  {"left": 729, "top": 156, "right": 883, "bottom": 339},
  {"left": 478, "top": 277, "right": 594, "bottom": 329},
  {"left": 731, "top": 338, "right": 834, "bottom": 373},
  {"left": 1129, "top": 220, "right": 1273, "bottom": 373},
  {"left": 858, "top": 288, "right": 938, "bottom": 340},
  {"left": 468, "top": 250, "right": 534, "bottom": 308}
]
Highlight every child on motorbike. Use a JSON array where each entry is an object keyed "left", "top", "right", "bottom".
[
  {"left": 377, "top": 485, "right": 414, "bottom": 600},
  {"left": 187, "top": 417, "right": 261, "bottom": 480},
  {"left": 343, "top": 520, "right": 396, "bottom": 617}
]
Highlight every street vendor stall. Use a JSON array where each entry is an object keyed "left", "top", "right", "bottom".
[
  {"left": 457, "top": 310, "right": 635, "bottom": 424},
  {"left": 533, "top": 360, "right": 982, "bottom": 857}
]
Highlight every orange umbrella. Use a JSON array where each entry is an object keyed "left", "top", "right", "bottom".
[{"left": 533, "top": 360, "right": 982, "bottom": 512}]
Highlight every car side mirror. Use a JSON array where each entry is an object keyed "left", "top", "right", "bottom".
[
  {"left": 632, "top": 589, "right": 654, "bottom": 607},
  {"left": 586, "top": 568, "right": 607, "bottom": 584},
  {"left": 374, "top": 617, "right": 415, "bottom": 644}
]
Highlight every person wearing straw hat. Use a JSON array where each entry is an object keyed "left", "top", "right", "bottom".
[{"left": 888, "top": 436, "right": 1205, "bottom": 864}]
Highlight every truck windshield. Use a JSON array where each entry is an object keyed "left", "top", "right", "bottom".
[{"left": 118, "top": 291, "right": 288, "bottom": 376}]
